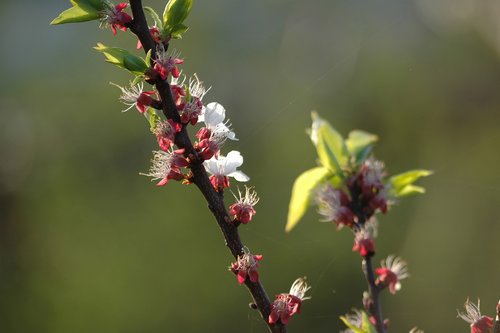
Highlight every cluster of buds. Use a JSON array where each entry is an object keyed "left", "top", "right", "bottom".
[
  {"left": 347, "top": 158, "right": 390, "bottom": 218},
  {"left": 315, "top": 158, "right": 390, "bottom": 231},
  {"left": 269, "top": 278, "right": 311, "bottom": 325}
]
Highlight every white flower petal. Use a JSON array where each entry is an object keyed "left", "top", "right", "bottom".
[
  {"left": 202, "top": 102, "right": 226, "bottom": 128},
  {"left": 203, "top": 157, "right": 219, "bottom": 175},
  {"left": 223, "top": 151, "right": 244, "bottom": 174},
  {"left": 214, "top": 123, "right": 238, "bottom": 141},
  {"left": 229, "top": 170, "right": 250, "bottom": 182}
]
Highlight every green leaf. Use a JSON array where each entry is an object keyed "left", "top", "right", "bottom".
[
  {"left": 94, "top": 43, "right": 148, "bottom": 75},
  {"left": 163, "top": 0, "right": 192, "bottom": 36},
  {"left": 310, "top": 112, "right": 348, "bottom": 174},
  {"left": 389, "top": 169, "right": 433, "bottom": 198},
  {"left": 171, "top": 23, "right": 189, "bottom": 39},
  {"left": 131, "top": 75, "right": 145, "bottom": 86},
  {"left": 51, "top": 0, "right": 104, "bottom": 25},
  {"left": 361, "top": 311, "right": 377, "bottom": 333},
  {"left": 346, "top": 130, "right": 378, "bottom": 163},
  {"left": 144, "top": 6, "right": 164, "bottom": 30},
  {"left": 339, "top": 316, "right": 365, "bottom": 333},
  {"left": 286, "top": 167, "right": 331, "bottom": 232}
]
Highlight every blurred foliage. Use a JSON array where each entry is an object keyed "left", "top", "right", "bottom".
[{"left": 1, "top": 0, "right": 500, "bottom": 333}]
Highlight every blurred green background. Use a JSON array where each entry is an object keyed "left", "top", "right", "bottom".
[{"left": 1, "top": 0, "right": 499, "bottom": 332}]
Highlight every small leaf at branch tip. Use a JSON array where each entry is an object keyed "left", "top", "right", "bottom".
[
  {"left": 51, "top": 0, "right": 104, "bottom": 25},
  {"left": 285, "top": 167, "right": 331, "bottom": 232}
]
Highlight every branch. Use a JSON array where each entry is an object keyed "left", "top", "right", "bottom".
[
  {"left": 127, "top": 1, "right": 286, "bottom": 332},
  {"left": 362, "top": 256, "right": 386, "bottom": 333}
]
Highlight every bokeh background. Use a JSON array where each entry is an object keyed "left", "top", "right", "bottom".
[{"left": 1, "top": 0, "right": 499, "bottom": 332}]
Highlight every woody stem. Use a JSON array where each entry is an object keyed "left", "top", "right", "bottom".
[{"left": 363, "top": 256, "right": 386, "bottom": 333}]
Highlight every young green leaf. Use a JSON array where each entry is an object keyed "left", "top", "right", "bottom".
[
  {"left": 143, "top": 6, "right": 164, "bottom": 30},
  {"left": 389, "top": 169, "right": 433, "bottom": 198},
  {"left": 286, "top": 167, "right": 331, "bottom": 232},
  {"left": 51, "top": 0, "right": 104, "bottom": 25},
  {"left": 346, "top": 130, "right": 378, "bottom": 164},
  {"left": 309, "top": 112, "right": 349, "bottom": 173},
  {"left": 163, "top": 0, "right": 192, "bottom": 37},
  {"left": 170, "top": 23, "right": 189, "bottom": 39},
  {"left": 94, "top": 43, "right": 148, "bottom": 75},
  {"left": 131, "top": 75, "right": 145, "bottom": 86}
]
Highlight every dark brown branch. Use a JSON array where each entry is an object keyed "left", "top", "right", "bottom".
[
  {"left": 362, "top": 256, "right": 386, "bottom": 333},
  {"left": 127, "top": 1, "right": 286, "bottom": 332}
]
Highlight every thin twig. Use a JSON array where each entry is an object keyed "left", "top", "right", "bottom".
[
  {"left": 126, "top": 1, "right": 286, "bottom": 332},
  {"left": 363, "top": 256, "right": 386, "bottom": 333}
]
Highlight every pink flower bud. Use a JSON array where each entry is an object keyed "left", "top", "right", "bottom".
[
  {"left": 230, "top": 249, "right": 263, "bottom": 284},
  {"left": 154, "top": 46, "right": 184, "bottom": 80},
  {"left": 458, "top": 299, "right": 494, "bottom": 333},
  {"left": 154, "top": 119, "right": 181, "bottom": 151},
  {"left": 100, "top": 3, "right": 132, "bottom": 35},
  {"left": 375, "top": 255, "right": 409, "bottom": 294},
  {"left": 269, "top": 278, "right": 311, "bottom": 325},
  {"left": 352, "top": 220, "right": 377, "bottom": 257},
  {"left": 229, "top": 186, "right": 259, "bottom": 224}
]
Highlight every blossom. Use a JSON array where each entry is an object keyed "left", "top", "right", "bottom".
[
  {"left": 100, "top": 2, "right": 132, "bottom": 35},
  {"left": 178, "top": 75, "right": 209, "bottom": 125},
  {"left": 137, "top": 26, "right": 161, "bottom": 49},
  {"left": 199, "top": 102, "right": 237, "bottom": 140},
  {"left": 375, "top": 255, "right": 409, "bottom": 294},
  {"left": 269, "top": 278, "right": 311, "bottom": 325},
  {"left": 315, "top": 184, "right": 355, "bottom": 229},
  {"left": 352, "top": 220, "right": 377, "bottom": 257},
  {"left": 229, "top": 186, "right": 259, "bottom": 224},
  {"left": 203, "top": 151, "right": 249, "bottom": 190},
  {"left": 154, "top": 45, "right": 184, "bottom": 80},
  {"left": 140, "top": 149, "right": 188, "bottom": 186},
  {"left": 154, "top": 119, "right": 181, "bottom": 151},
  {"left": 458, "top": 299, "right": 494, "bottom": 333},
  {"left": 112, "top": 82, "right": 156, "bottom": 113},
  {"left": 230, "top": 248, "right": 263, "bottom": 284}
]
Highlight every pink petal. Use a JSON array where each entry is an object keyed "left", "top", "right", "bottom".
[{"left": 237, "top": 271, "right": 246, "bottom": 284}]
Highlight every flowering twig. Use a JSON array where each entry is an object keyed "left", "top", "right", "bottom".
[{"left": 126, "top": 1, "right": 286, "bottom": 332}]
